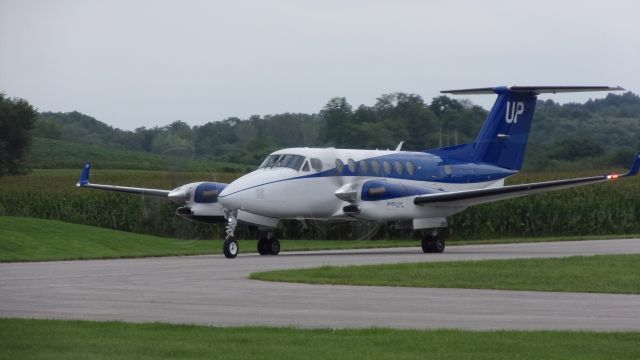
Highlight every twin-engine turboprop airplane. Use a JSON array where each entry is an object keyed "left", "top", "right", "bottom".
[{"left": 78, "top": 85, "right": 640, "bottom": 258}]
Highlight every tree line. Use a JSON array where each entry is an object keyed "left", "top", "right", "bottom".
[{"left": 2, "top": 90, "right": 640, "bottom": 176}]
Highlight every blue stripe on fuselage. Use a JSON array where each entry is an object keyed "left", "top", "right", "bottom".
[
  {"left": 219, "top": 152, "right": 515, "bottom": 198},
  {"left": 296, "top": 152, "right": 515, "bottom": 183}
]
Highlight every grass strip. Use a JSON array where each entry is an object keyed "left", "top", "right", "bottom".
[
  {"left": 2, "top": 216, "right": 638, "bottom": 262},
  {"left": 0, "top": 217, "right": 419, "bottom": 262},
  {"left": 251, "top": 254, "right": 640, "bottom": 294},
  {"left": 1, "top": 318, "right": 640, "bottom": 360}
]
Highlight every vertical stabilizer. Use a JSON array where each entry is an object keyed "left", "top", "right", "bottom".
[
  {"left": 429, "top": 86, "right": 624, "bottom": 170},
  {"left": 471, "top": 87, "right": 537, "bottom": 170}
]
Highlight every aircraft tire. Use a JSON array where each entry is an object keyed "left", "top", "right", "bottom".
[
  {"left": 257, "top": 237, "right": 270, "bottom": 255},
  {"left": 421, "top": 236, "right": 433, "bottom": 253},
  {"left": 433, "top": 237, "right": 445, "bottom": 253},
  {"left": 268, "top": 238, "right": 280, "bottom": 255},
  {"left": 223, "top": 236, "right": 238, "bottom": 259}
]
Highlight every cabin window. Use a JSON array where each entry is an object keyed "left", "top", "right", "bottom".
[
  {"left": 310, "top": 158, "right": 323, "bottom": 172},
  {"left": 347, "top": 158, "right": 357, "bottom": 173},
  {"left": 406, "top": 161, "right": 416, "bottom": 175},
  {"left": 335, "top": 159, "right": 345, "bottom": 173},
  {"left": 394, "top": 160, "right": 403, "bottom": 175},
  {"left": 371, "top": 160, "right": 381, "bottom": 175},
  {"left": 301, "top": 160, "right": 310, "bottom": 172},
  {"left": 383, "top": 160, "right": 392, "bottom": 175},
  {"left": 274, "top": 154, "right": 305, "bottom": 170},
  {"left": 359, "top": 160, "right": 368, "bottom": 174}
]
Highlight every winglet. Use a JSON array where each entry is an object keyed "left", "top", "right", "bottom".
[
  {"left": 77, "top": 161, "right": 91, "bottom": 186},
  {"left": 624, "top": 152, "right": 640, "bottom": 177}
]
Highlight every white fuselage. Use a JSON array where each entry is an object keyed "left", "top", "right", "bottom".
[{"left": 218, "top": 147, "right": 506, "bottom": 227}]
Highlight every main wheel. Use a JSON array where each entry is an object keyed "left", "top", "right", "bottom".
[
  {"left": 223, "top": 236, "right": 238, "bottom": 259},
  {"left": 257, "top": 237, "right": 270, "bottom": 255},
  {"left": 433, "top": 237, "right": 445, "bottom": 253},
  {"left": 267, "top": 238, "right": 280, "bottom": 255},
  {"left": 421, "top": 236, "right": 433, "bottom": 253}
]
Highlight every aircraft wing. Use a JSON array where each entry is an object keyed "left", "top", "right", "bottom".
[
  {"left": 76, "top": 162, "right": 170, "bottom": 198},
  {"left": 414, "top": 152, "right": 640, "bottom": 207}
]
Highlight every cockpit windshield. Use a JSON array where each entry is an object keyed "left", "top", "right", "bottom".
[
  {"left": 259, "top": 155, "right": 280, "bottom": 168},
  {"left": 258, "top": 154, "right": 305, "bottom": 170}
]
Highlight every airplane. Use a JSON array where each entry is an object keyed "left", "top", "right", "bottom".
[{"left": 77, "top": 85, "right": 640, "bottom": 259}]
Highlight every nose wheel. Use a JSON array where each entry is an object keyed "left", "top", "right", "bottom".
[{"left": 223, "top": 236, "right": 238, "bottom": 258}]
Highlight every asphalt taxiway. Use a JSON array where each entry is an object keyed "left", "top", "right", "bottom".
[{"left": 1, "top": 239, "right": 639, "bottom": 330}]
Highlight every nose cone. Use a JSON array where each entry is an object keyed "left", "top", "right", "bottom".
[
  {"left": 219, "top": 168, "right": 294, "bottom": 212},
  {"left": 218, "top": 174, "right": 253, "bottom": 210}
]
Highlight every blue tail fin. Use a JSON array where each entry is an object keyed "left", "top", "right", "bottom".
[
  {"left": 429, "top": 85, "right": 624, "bottom": 170},
  {"left": 472, "top": 87, "right": 537, "bottom": 170}
]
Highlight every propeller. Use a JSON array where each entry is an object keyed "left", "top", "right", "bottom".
[{"left": 327, "top": 148, "right": 385, "bottom": 239}]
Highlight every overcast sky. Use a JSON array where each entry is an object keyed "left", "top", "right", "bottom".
[{"left": 1, "top": 0, "right": 638, "bottom": 130}]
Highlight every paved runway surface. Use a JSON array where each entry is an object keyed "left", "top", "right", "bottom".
[{"left": 1, "top": 239, "right": 639, "bottom": 331}]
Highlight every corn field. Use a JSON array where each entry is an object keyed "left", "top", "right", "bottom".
[{"left": 1, "top": 169, "right": 638, "bottom": 240}]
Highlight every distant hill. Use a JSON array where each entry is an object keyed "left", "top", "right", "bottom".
[
  {"left": 31, "top": 91, "right": 640, "bottom": 171},
  {"left": 26, "top": 137, "right": 250, "bottom": 172}
]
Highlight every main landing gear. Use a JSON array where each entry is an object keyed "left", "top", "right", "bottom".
[
  {"left": 257, "top": 233, "right": 280, "bottom": 256},
  {"left": 421, "top": 232, "right": 445, "bottom": 253}
]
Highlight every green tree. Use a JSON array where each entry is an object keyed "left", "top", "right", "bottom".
[
  {"left": 372, "top": 93, "right": 438, "bottom": 150},
  {"left": 33, "top": 116, "right": 63, "bottom": 139},
  {"left": 148, "top": 121, "right": 195, "bottom": 157},
  {"left": 547, "top": 137, "right": 604, "bottom": 161},
  {"left": 319, "top": 97, "right": 353, "bottom": 146},
  {"left": 0, "top": 93, "right": 37, "bottom": 176}
]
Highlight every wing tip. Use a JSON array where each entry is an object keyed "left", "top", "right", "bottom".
[
  {"left": 78, "top": 161, "right": 92, "bottom": 186},
  {"left": 624, "top": 152, "right": 640, "bottom": 177}
]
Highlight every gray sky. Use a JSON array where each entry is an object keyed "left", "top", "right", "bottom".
[{"left": 1, "top": 0, "right": 638, "bottom": 130}]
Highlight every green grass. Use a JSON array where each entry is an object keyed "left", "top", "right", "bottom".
[
  {"left": 1, "top": 318, "right": 639, "bottom": 360},
  {"left": 1, "top": 216, "right": 639, "bottom": 262},
  {"left": 0, "top": 216, "right": 217, "bottom": 262},
  {"left": 251, "top": 254, "right": 640, "bottom": 294},
  {"left": 0, "top": 217, "right": 420, "bottom": 262}
]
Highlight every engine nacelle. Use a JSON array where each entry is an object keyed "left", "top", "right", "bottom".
[
  {"left": 170, "top": 182, "right": 228, "bottom": 223},
  {"left": 343, "top": 179, "right": 455, "bottom": 221}
]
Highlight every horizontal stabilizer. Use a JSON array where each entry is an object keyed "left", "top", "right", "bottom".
[{"left": 441, "top": 86, "right": 624, "bottom": 95}]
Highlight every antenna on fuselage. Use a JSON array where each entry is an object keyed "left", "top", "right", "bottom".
[{"left": 395, "top": 141, "right": 404, "bottom": 151}]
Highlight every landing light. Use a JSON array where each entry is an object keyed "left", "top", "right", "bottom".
[{"left": 607, "top": 174, "right": 619, "bottom": 180}]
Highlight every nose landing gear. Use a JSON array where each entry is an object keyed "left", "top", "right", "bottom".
[{"left": 223, "top": 209, "right": 239, "bottom": 259}]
